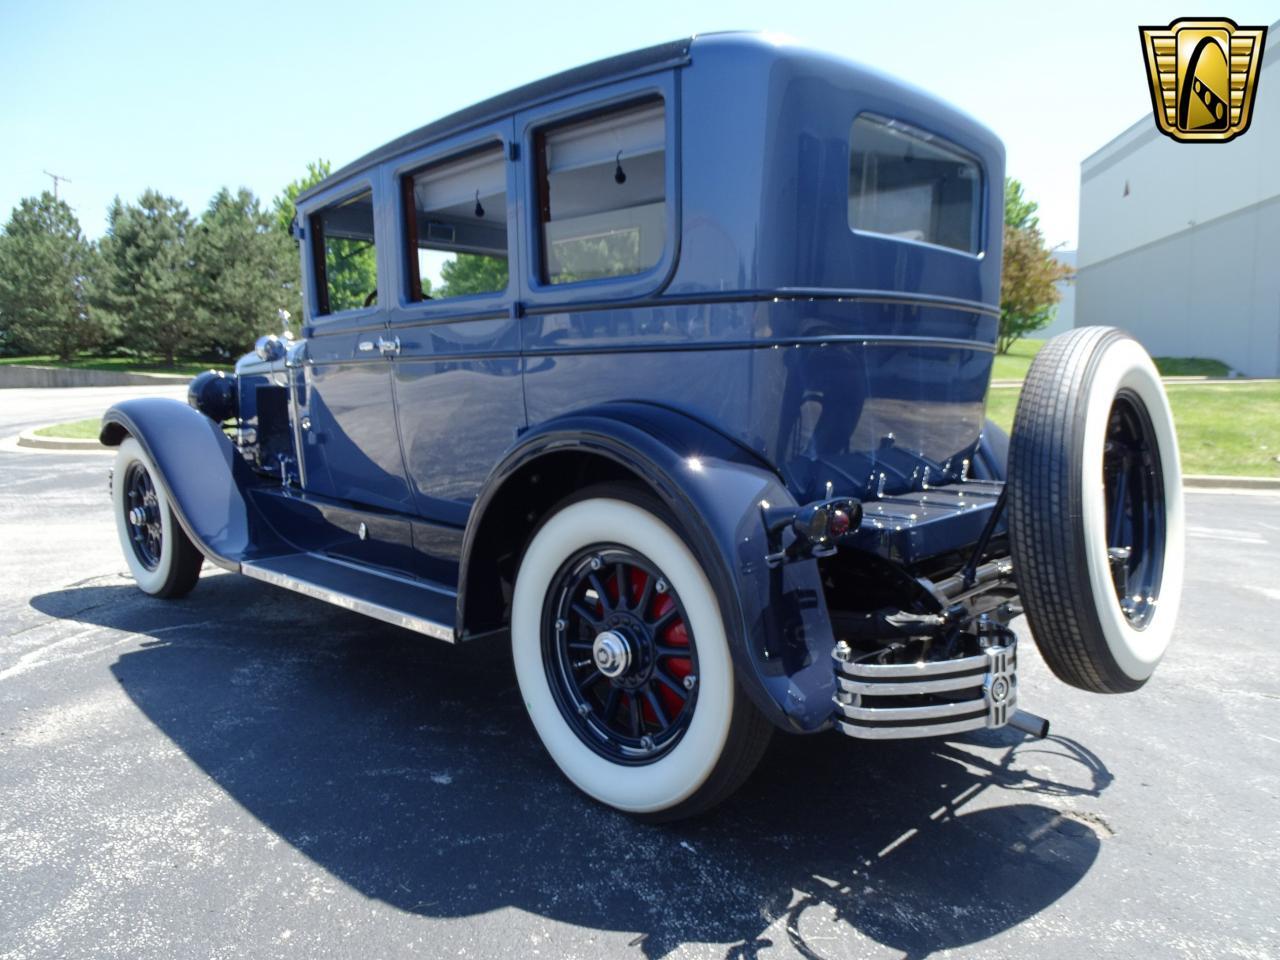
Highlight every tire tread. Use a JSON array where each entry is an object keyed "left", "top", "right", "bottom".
[{"left": 1007, "top": 327, "right": 1144, "bottom": 694}]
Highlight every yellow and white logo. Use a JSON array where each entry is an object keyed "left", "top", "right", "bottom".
[{"left": 1139, "top": 18, "right": 1268, "bottom": 143}]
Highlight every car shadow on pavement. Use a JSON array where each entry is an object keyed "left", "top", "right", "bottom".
[{"left": 33, "top": 574, "right": 1113, "bottom": 960}]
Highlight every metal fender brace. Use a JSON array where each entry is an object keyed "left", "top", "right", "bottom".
[{"left": 827, "top": 487, "right": 1049, "bottom": 741}]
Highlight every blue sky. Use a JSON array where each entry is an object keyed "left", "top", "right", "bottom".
[{"left": 2, "top": 0, "right": 1276, "bottom": 248}]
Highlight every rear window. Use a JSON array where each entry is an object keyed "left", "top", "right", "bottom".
[
  {"left": 310, "top": 190, "right": 378, "bottom": 315},
  {"left": 537, "top": 100, "right": 666, "bottom": 285},
  {"left": 848, "top": 115, "right": 981, "bottom": 254}
]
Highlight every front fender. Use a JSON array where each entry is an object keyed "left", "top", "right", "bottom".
[
  {"left": 460, "top": 402, "right": 838, "bottom": 732},
  {"left": 100, "top": 398, "right": 282, "bottom": 570}
]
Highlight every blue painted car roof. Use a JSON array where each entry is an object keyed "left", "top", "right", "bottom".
[{"left": 296, "top": 36, "right": 695, "bottom": 204}]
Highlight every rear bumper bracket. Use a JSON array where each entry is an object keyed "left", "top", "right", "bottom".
[{"left": 832, "top": 639, "right": 1017, "bottom": 739}]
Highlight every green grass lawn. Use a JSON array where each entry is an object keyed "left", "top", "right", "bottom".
[
  {"left": 1153, "top": 356, "right": 1233, "bottom": 377},
  {"left": 991, "top": 339, "right": 1044, "bottom": 381},
  {"left": 33, "top": 418, "right": 103, "bottom": 440},
  {"left": 0, "top": 354, "right": 212, "bottom": 377},
  {"left": 991, "top": 339, "right": 1231, "bottom": 381},
  {"left": 985, "top": 382, "right": 1280, "bottom": 477}
]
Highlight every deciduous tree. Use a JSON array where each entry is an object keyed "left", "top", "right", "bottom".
[
  {"left": 0, "top": 193, "right": 104, "bottom": 360},
  {"left": 272, "top": 159, "right": 331, "bottom": 236},
  {"left": 437, "top": 253, "right": 508, "bottom": 298},
  {"left": 999, "top": 179, "right": 1071, "bottom": 354}
]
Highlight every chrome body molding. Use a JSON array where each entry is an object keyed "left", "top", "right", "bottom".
[
  {"left": 240, "top": 558, "right": 456, "bottom": 642},
  {"left": 832, "top": 641, "right": 1017, "bottom": 740}
]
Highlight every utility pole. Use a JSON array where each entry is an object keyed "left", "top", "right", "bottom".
[{"left": 42, "top": 170, "right": 71, "bottom": 200}]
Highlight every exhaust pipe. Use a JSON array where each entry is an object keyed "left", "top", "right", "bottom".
[{"left": 1008, "top": 709, "right": 1050, "bottom": 739}]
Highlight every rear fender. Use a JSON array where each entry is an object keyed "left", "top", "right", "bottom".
[
  {"left": 460, "top": 402, "right": 838, "bottom": 732},
  {"left": 100, "top": 398, "right": 284, "bottom": 570},
  {"left": 974, "top": 418, "right": 1009, "bottom": 481}
]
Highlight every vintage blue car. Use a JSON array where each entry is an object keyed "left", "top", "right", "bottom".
[{"left": 101, "top": 33, "right": 1184, "bottom": 820}]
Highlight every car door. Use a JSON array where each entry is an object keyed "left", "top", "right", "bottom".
[
  {"left": 385, "top": 121, "right": 525, "bottom": 582},
  {"left": 297, "top": 181, "right": 415, "bottom": 516}
]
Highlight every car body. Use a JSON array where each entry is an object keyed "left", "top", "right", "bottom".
[{"left": 102, "top": 33, "right": 1183, "bottom": 818}]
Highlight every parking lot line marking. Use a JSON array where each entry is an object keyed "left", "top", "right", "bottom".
[{"left": 1187, "top": 526, "right": 1266, "bottom": 544}]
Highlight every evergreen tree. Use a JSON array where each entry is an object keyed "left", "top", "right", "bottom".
[
  {"left": 0, "top": 192, "right": 104, "bottom": 360},
  {"left": 192, "top": 187, "right": 300, "bottom": 356},
  {"left": 94, "top": 191, "right": 197, "bottom": 366}
]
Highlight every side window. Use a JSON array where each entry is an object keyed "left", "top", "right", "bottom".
[
  {"left": 537, "top": 100, "right": 665, "bottom": 285},
  {"left": 310, "top": 190, "right": 378, "bottom": 315},
  {"left": 404, "top": 144, "right": 509, "bottom": 301},
  {"left": 848, "top": 115, "right": 981, "bottom": 254}
]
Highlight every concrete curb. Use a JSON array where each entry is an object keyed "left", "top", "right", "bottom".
[
  {"left": 0, "top": 364, "right": 191, "bottom": 388},
  {"left": 16, "top": 428, "right": 107, "bottom": 451},
  {"left": 1183, "top": 474, "right": 1280, "bottom": 491}
]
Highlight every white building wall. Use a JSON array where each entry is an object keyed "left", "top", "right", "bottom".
[
  {"left": 1038, "top": 249, "right": 1076, "bottom": 339},
  {"left": 1075, "top": 21, "right": 1280, "bottom": 376}
]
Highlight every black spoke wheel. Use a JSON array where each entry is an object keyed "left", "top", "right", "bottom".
[
  {"left": 543, "top": 545, "right": 699, "bottom": 764},
  {"left": 111, "top": 437, "right": 204, "bottom": 599},
  {"left": 1103, "top": 391, "right": 1166, "bottom": 629},
  {"left": 123, "top": 461, "right": 164, "bottom": 571},
  {"left": 512, "top": 485, "right": 773, "bottom": 819}
]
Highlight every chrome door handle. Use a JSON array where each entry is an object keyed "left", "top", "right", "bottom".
[
  {"left": 357, "top": 340, "right": 375, "bottom": 352},
  {"left": 377, "top": 335, "right": 401, "bottom": 356}
]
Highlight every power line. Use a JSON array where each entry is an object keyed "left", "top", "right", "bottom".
[{"left": 42, "top": 170, "right": 72, "bottom": 200}]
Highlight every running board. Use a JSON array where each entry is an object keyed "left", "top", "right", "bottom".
[{"left": 241, "top": 554, "right": 456, "bottom": 642}]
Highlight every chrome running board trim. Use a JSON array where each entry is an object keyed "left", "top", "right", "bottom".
[{"left": 242, "top": 554, "right": 456, "bottom": 642}]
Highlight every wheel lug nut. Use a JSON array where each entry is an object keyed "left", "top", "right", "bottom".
[
  {"left": 655, "top": 579, "right": 668, "bottom": 594},
  {"left": 683, "top": 674, "right": 697, "bottom": 690},
  {"left": 589, "top": 556, "right": 602, "bottom": 571},
  {"left": 577, "top": 703, "right": 591, "bottom": 717},
  {"left": 554, "top": 618, "right": 566, "bottom": 632},
  {"left": 640, "top": 735, "right": 655, "bottom": 752}
]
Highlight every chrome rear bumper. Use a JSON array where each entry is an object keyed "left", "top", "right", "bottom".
[{"left": 832, "top": 641, "right": 1016, "bottom": 739}]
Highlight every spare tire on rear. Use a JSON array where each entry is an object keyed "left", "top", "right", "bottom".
[{"left": 1007, "top": 327, "right": 1184, "bottom": 693}]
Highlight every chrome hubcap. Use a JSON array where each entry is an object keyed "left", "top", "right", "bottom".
[{"left": 592, "top": 630, "right": 632, "bottom": 678}]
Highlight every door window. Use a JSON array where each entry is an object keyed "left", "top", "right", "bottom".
[
  {"left": 310, "top": 190, "right": 379, "bottom": 315},
  {"left": 536, "top": 100, "right": 666, "bottom": 285},
  {"left": 403, "top": 144, "right": 509, "bottom": 301}
]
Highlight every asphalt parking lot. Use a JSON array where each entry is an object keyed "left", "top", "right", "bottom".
[{"left": 1, "top": 386, "right": 1278, "bottom": 960}]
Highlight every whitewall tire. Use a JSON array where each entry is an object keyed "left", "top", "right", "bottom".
[
  {"left": 112, "top": 437, "right": 204, "bottom": 598},
  {"left": 1008, "top": 327, "right": 1184, "bottom": 693},
  {"left": 511, "top": 488, "right": 770, "bottom": 819}
]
